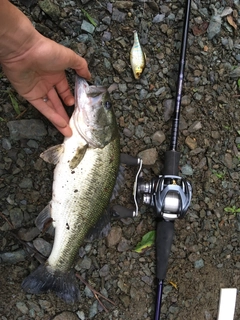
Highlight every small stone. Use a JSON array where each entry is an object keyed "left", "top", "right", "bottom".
[
  {"left": 117, "top": 238, "right": 130, "bottom": 252},
  {"left": 188, "top": 121, "right": 202, "bottom": 132},
  {"left": 79, "top": 256, "right": 92, "bottom": 269},
  {"left": 18, "top": 227, "right": 40, "bottom": 242},
  {"left": 16, "top": 302, "right": 28, "bottom": 314},
  {"left": 181, "top": 164, "right": 193, "bottom": 176},
  {"left": 19, "top": 177, "right": 33, "bottom": 189},
  {"left": 152, "top": 131, "right": 166, "bottom": 145},
  {"left": 153, "top": 13, "right": 165, "bottom": 23},
  {"left": 112, "top": 8, "right": 126, "bottom": 23},
  {"left": 38, "top": 0, "right": 61, "bottom": 21},
  {"left": 99, "top": 264, "right": 109, "bottom": 277},
  {"left": 2, "top": 138, "right": 11, "bottom": 150},
  {"left": 33, "top": 238, "right": 52, "bottom": 257},
  {"left": 7, "top": 119, "right": 47, "bottom": 141},
  {"left": 52, "top": 311, "right": 79, "bottom": 320},
  {"left": 138, "top": 148, "right": 158, "bottom": 165},
  {"left": 112, "top": 59, "right": 126, "bottom": 74},
  {"left": 106, "top": 226, "right": 122, "bottom": 247},
  {"left": 81, "top": 20, "right": 95, "bottom": 34},
  {"left": 76, "top": 311, "right": 85, "bottom": 320},
  {"left": 194, "top": 258, "right": 204, "bottom": 269},
  {"left": 163, "top": 99, "right": 174, "bottom": 121},
  {"left": 185, "top": 136, "right": 197, "bottom": 150},
  {"left": 224, "top": 153, "right": 233, "bottom": 169},
  {"left": 9, "top": 208, "right": 23, "bottom": 228}
]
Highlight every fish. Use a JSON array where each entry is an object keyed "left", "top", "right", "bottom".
[
  {"left": 21, "top": 76, "right": 120, "bottom": 303},
  {"left": 130, "top": 30, "right": 146, "bottom": 80}
]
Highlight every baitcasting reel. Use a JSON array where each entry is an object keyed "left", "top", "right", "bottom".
[{"left": 112, "top": 155, "right": 192, "bottom": 221}]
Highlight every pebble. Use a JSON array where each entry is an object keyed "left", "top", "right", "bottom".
[
  {"left": 181, "top": 164, "right": 193, "bottom": 176},
  {"left": 138, "top": 148, "right": 158, "bottom": 165},
  {"left": 7, "top": 119, "right": 47, "bottom": 140},
  {"left": 16, "top": 302, "right": 28, "bottom": 315},
  {"left": 151, "top": 131, "right": 166, "bottom": 145},
  {"left": 52, "top": 311, "right": 79, "bottom": 320},
  {"left": 81, "top": 20, "right": 95, "bottom": 34},
  {"left": 194, "top": 258, "right": 205, "bottom": 269},
  {"left": 185, "top": 136, "right": 197, "bottom": 150},
  {"left": 38, "top": 0, "right": 61, "bottom": 21},
  {"left": 106, "top": 226, "right": 122, "bottom": 247},
  {"left": 33, "top": 238, "right": 52, "bottom": 257}
]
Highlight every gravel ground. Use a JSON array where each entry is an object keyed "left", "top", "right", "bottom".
[{"left": 0, "top": 0, "right": 240, "bottom": 319}]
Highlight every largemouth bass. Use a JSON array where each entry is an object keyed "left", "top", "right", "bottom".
[{"left": 22, "top": 76, "right": 120, "bottom": 303}]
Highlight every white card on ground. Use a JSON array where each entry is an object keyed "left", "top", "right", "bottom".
[{"left": 217, "top": 288, "right": 237, "bottom": 320}]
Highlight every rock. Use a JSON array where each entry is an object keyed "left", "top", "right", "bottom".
[
  {"left": 16, "top": 302, "right": 28, "bottom": 314},
  {"left": 0, "top": 249, "right": 27, "bottom": 264},
  {"left": 152, "top": 131, "right": 166, "bottom": 145},
  {"left": 9, "top": 208, "right": 23, "bottom": 228},
  {"left": 112, "top": 8, "right": 126, "bottom": 22},
  {"left": 163, "top": 99, "right": 174, "bottom": 121},
  {"left": 117, "top": 238, "right": 130, "bottom": 252},
  {"left": 115, "top": 1, "right": 133, "bottom": 9},
  {"left": 52, "top": 311, "right": 79, "bottom": 320},
  {"left": 194, "top": 258, "right": 204, "bottom": 269},
  {"left": 224, "top": 153, "right": 233, "bottom": 169},
  {"left": 18, "top": 227, "right": 40, "bottom": 241},
  {"left": 152, "top": 13, "right": 165, "bottom": 23},
  {"left": 99, "top": 264, "right": 110, "bottom": 277},
  {"left": 181, "top": 164, "right": 193, "bottom": 175},
  {"left": 7, "top": 119, "right": 47, "bottom": 141},
  {"left": 112, "top": 59, "right": 127, "bottom": 74},
  {"left": 106, "top": 226, "right": 122, "bottom": 247},
  {"left": 81, "top": 20, "right": 95, "bottom": 34},
  {"left": 33, "top": 238, "right": 52, "bottom": 257},
  {"left": 185, "top": 136, "right": 197, "bottom": 150},
  {"left": 19, "top": 177, "right": 33, "bottom": 189},
  {"left": 38, "top": 0, "right": 61, "bottom": 21},
  {"left": 138, "top": 148, "right": 158, "bottom": 165}
]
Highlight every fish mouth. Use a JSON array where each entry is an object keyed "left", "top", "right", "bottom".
[{"left": 74, "top": 77, "right": 109, "bottom": 147}]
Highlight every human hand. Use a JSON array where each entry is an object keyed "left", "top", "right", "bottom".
[{"left": 1, "top": 35, "right": 91, "bottom": 137}]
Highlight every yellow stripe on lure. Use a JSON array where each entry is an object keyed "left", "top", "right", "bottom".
[{"left": 130, "top": 30, "right": 146, "bottom": 80}]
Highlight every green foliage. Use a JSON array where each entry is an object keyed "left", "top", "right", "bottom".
[
  {"left": 134, "top": 230, "right": 155, "bottom": 253},
  {"left": 81, "top": 8, "right": 97, "bottom": 27},
  {"left": 0, "top": 90, "right": 21, "bottom": 115},
  {"left": 224, "top": 206, "right": 240, "bottom": 214}
]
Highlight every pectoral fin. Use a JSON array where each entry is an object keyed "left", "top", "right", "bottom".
[
  {"left": 40, "top": 144, "right": 64, "bottom": 165},
  {"left": 69, "top": 144, "right": 88, "bottom": 170}
]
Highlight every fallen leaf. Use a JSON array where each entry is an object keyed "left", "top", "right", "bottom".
[
  {"left": 227, "top": 15, "right": 237, "bottom": 30},
  {"left": 192, "top": 21, "right": 209, "bottom": 36}
]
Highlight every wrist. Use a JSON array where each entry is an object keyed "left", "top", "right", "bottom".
[{"left": 0, "top": 0, "right": 41, "bottom": 61}]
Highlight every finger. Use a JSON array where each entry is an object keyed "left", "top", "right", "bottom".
[
  {"left": 55, "top": 77, "right": 75, "bottom": 106},
  {"left": 30, "top": 98, "right": 72, "bottom": 137},
  {"left": 47, "top": 87, "right": 70, "bottom": 122},
  {"left": 64, "top": 49, "right": 91, "bottom": 80}
]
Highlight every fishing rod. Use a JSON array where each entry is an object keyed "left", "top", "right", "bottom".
[{"left": 112, "top": 0, "right": 192, "bottom": 318}]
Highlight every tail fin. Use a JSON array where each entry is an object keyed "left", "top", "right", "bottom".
[{"left": 21, "top": 264, "right": 80, "bottom": 304}]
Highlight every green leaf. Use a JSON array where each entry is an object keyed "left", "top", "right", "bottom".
[
  {"left": 0, "top": 117, "right": 5, "bottom": 122},
  {"left": 238, "top": 78, "right": 240, "bottom": 88},
  {"left": 81, "top": 8, "right": 97, "bottom": 27},
  {"left": 224, "top": 207, "right": 234, "bottom": 213},
  {"left": 134, "top": 230, "right": 155, "bottom": 253},
  {"left": 8, "top": 92, "right": 20, "bottom": 115}
]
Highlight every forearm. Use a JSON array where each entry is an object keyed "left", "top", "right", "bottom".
[{"left": 0, "top": 0, "right": 41, "bottom": 61}]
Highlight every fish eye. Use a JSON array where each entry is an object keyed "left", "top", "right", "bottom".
[{"left": 105, "top": 101, "right": 112, "bottom": 109}]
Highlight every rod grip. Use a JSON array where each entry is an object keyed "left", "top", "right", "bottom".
[
  {"left": 162, "top": 150, "right": 180, "bottom": 176},
  {"left": 156, "top": 220, "right": 175, "bottom": 280}
]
